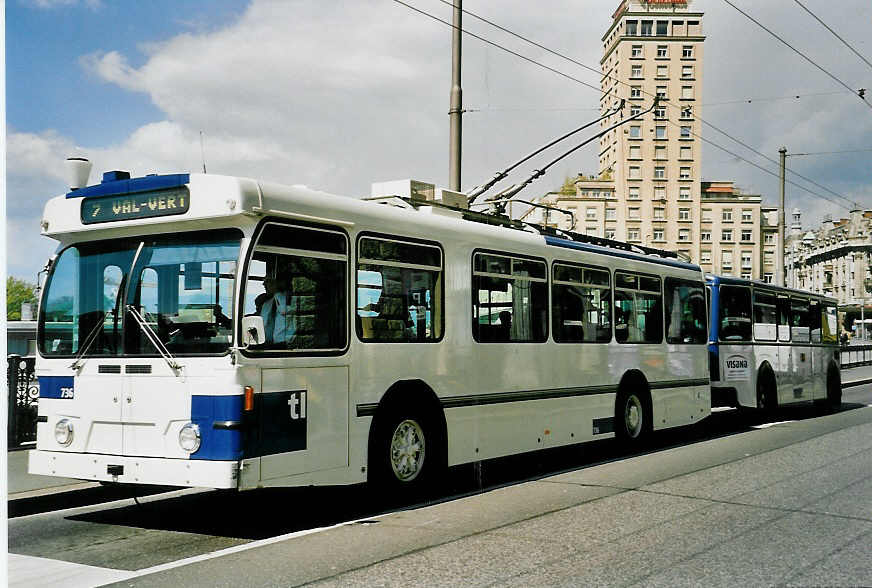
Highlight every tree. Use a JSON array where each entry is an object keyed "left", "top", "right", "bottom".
[{"left": 7, "top": 277, "right": 38, "bottom": 320}]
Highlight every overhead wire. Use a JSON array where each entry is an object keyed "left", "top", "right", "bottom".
[
  {"left": 722, "top": 0, "right": 871, "bottom": 109},
  {"left": 792, "top": 0, "right": 872, "bottom": 73},
  {"left": 408, "top": 0, "right": 855, "bottom": 210}
]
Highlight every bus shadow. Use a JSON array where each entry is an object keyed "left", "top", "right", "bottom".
[{"left": 67, "top": 401, "right": 868, "bottom": 540}]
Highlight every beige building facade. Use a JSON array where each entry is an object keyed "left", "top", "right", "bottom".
[{"left": 526, "top": 0, "right": 772, "bottom": 279}]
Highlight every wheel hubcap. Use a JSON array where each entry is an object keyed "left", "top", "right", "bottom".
[
  {"left": 625, "top": 396, "right": 643, "bottom": 437},
  {"left": 390, "top": 419, "right": 426, "bottom": 482}
]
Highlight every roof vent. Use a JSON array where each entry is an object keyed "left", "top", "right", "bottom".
[
  {"left": 102, "top": 170, "right": 131, "bottom": 183},
  {"left": 65, "top": 157, "right": 92, "bottom": 191}
]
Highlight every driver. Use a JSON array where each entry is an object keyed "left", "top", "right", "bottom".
[{"left": 259, "top": 271, "right": 295, "bottom": 345}]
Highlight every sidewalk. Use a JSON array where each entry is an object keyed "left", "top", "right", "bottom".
[{"left": 7, "top": 365, "right": 872, "bottom": 503}]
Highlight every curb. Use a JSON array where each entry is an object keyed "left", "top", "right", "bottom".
[{"left": 843, "top": 378, "right": 872, "bottom": 389}]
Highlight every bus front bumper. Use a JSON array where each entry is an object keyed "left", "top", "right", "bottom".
[{"left": 28, "top": 450, "right": 239, "bottom": 489}]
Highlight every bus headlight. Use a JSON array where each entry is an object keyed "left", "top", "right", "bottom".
[
  {"left": 179, "top": 423, "right": 201, "bottom": 453},
  {"left": 54, "top": 419, "right": 74, "bottom": 446}
]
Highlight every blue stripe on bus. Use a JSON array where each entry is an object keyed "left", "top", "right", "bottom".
[
  {"left": 543, "top": 235, "right": 701, "bottom": 271},
  {"left": 66, "top": 173, "right": 190, "bottom": 199},
  {"left": 38, "top": 376, "right": 74, "bottom": 399},
  {"left": 190, "top": 394, "right": 243, "bottom": 461}
]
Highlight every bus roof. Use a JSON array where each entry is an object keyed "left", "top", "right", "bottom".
[{"left": 706, "top": 274, "right": 838, "bottom": 303}]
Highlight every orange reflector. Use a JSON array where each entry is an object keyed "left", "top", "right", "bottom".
[
  {"left": 544, "top": 429, "right": 551, "bottom": 435},
  {"left": 244, "top": 386, "right": 254, "bottom": 412}
]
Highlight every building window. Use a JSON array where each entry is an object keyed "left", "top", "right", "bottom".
[
  {"left": 764, "top": 252, "right": 774, "bottom": 265},
  {"left": 654, "top": 106, "right": 666, "bottom": 119},
  {"left": 764, "top": 233, "right": 775, "bottom": 244},
  {"left": 629, "top": 186, "right": 640, "bottom": 199},
  {"left": 656, "top": 21, "right": 668, "bottom": 35},
  {"left": 629, "top": 125, "right": 641, "bottom": 138},
  {"left": 680, "top": 106, "right": 693, "bottom": 119},
  {"left": 679, "top": 186, "right": 691, "bottom": 200},
  {"left": 628, "top": 228, "right": 641, "bottom": 241},
  {"left": 654, "top": 146, "right": 667, "bottom": 160},
  {"left": 605, "top": 229, "right": 616, "bottom": 239},
  {"left": 641, "top": 20, "right": 653, "bottom": 36},
  {"left": 606, "top": 207, "right": 616, "bottom": 220},
  {"left": 626, "top": 20, "right": 637, "bottom": 35},
  {"left": 631, "top": 64, "right": 643, "bottom": 78},
  {"left": 630, "top": 106, "right": 641, "bottom": 116},
  {"left": 654, "top": 207, "right": 665, "bottom": 220},
  {"left": 630, "top": 85, "right": 642, "bottom": 98},
  {"left": 653, "top": 229, "right": 664, "bottom": 241},
  {"left": 722, "top": 229, "right": 733, "bottom": 242},
  {"left": 654, "top": 186, "right": 666, "bottom": 200},
  {"left": 682, "top": 65, "right": 694, "bottom": 78},
  {"left": 678, "top": 229, "right": 690, "bottom": 242},
  {"left": 586, "top": 227, "right": 598, "bottom": 236},
  {"left": 679, "top": 208, "right": 691, "bottom": 221},
  {"left": 741, "top": 252, "right": 752, "bottom": 269},
  {"left": 679, "top": 167, "right": 691, "bottom": 179},
  {"left": 721, "top": 251, "right": 733, "bottom": 271},
  {"left": 656, "top": 86, "right": 667, "bottom": 99},
  {"left": 586, "top": 207, "right": 597, "bottom": 220},
  {"left": 722, "top": 209, "right": 733, "bottom": 222},
  {"left": 629, "top": 145, "right": 641, "bottom": 159},
  {"left": 742, "top": 209, "right": 753, "bottom": 222},
  {"left": 681, "top": 86, "right": 694, "bottom": 100},
  {"left": 629, "top": 166, "right": 641, "bottom": 179},
  {"left": 654, "top": 166, "right": 666, "bottom": 179},
  {"left": 683, "top": 45, "right": 693, "bottom": 58},
  {"left": 657, "top": 65, "right": 668, "bottom": 78},
  {"left": 680, "top": 145, "right": 692, "bottom": 160},
  {"left": 701, "top": 231, "right": 711, "bottom": 242},
  {"left": 701, "top": 251, "right": 712, "bottom": 264},
  {"left": 741, "top": 229, "right": 753, "bottom": 242},
  {"left": 763, "top": 273, "right": 773, "bottom": 283},
  {"left": 741, "top": 272, "right": 752, "bottom": 280},
  {"left": 629, "top": 207, "right": 641, "bottom": 219},
  {"left": 702, "top": 208, "right": 712, "bottom": 222},
  {"left": 680, "top": 126, "right": 692, "bottom": 138},
  {"left": 657, "top": 45, "right": 668, "bottom": 58},
  {"left": 631, "top": 44, "right": 643, "bottom": 57},
  {"left": 655, "top": 126, "right": 667, "bottom": 139}
]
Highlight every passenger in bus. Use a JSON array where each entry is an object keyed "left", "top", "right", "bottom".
[
  {"left": 498, "top": 310, "right": 512, "bottom": 341},
  {"left": 258, "top": 272, "right": 295, "bottom": 345}
]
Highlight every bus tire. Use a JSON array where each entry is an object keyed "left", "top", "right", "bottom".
[
  {"left": 615, "top": 382, "right": 651, "bottom": 445},
  {"left": 756, "top": 366, "right": 777, "bottom": 416},
  {"left": 369, "top": 402, "right": 444, "bottom": 499},
  {"left": 826, "top": 365, "right": 842, "bottom": 411}
]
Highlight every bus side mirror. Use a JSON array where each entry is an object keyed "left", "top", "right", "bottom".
[{"left": 242, "top": 315, "right": 265, "bottom": 346}]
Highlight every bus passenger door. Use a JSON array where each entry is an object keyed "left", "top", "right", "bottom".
[
  {"left": 789, "top": 297, "right": 812, "bottom": 402},
  {"left": 253, "top": 366, "right": 349, "bottom": 484}
]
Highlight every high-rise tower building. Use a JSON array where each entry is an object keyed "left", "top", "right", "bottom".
[{"left": 600, "top": 0, "right": 704, "bottom": 259}]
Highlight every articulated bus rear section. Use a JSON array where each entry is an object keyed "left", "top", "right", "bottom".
[{"left": 707, "top": 275, "right": 841, "bottom": 412}]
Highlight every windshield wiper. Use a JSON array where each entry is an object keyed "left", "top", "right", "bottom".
[
  {"left": 126, "top": 304, "right": 183, "bottom": 373},
  {"left": 69, "top": 311, "right": 107, "bottom": 372}
]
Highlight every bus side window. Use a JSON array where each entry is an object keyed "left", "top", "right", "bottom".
[
  {"left": 752, "top": 290, "right": 777, "bottom": 342},
  {"left": 473, "top": 252, "right": 547, "bottom": 343},
  {"left": 718, "top": 285, "right": 751, "bottom": 341},
  {"left": 809, "top": 300, "right": 821, "bottom": 343},
  {"left": 665, "top": 278, "right": 706, "bottom": 344},
  {"left": 614, "top": 272, "right": 662, "bottom": 344},
  {"left": 777, "top": 296, "right": 791, "bottom": 341},
  {"left": 552, "top": 263, "right": 611, "bottom": 343}
]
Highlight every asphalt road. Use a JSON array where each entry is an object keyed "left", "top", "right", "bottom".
[{"left": 9, "top": 381, "right": 872, "bottom": 587}]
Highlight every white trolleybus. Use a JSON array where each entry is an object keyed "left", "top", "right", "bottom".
[
  {"left": 31, "top": 168, "right": 710, "bottom": 493},
  {"left": 706, "top": 275, "right": 841, "bottom": 412}
]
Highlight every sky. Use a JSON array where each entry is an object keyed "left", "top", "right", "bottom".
[{"left": 6, "top": 0, "right": 872, "bottom": 282}]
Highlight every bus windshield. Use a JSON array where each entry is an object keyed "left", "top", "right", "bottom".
[{"left": 39, "top": 229, "right": 241, "bottom": 357}]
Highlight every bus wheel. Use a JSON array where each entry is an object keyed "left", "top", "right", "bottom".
[
  {"left": 826, "top": 367, "right": 842, "bottom": 411},
  {"left": 756, "top": 368, "right": 777, "bottom": 416},
  {"left": 615, "top": 388, "right": 649, "bottom": 445},
  {"left": 370, "top": 405, "right": 443, "bottom": 498}
]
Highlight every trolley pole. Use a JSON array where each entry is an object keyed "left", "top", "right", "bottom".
[
  {"left": 778, "top": 147, "right": 787, "bottom": 287},
  {"left": 448, "top": 0, "right": 462, "bottom": 192}
]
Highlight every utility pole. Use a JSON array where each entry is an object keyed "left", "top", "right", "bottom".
[
  {"left": 448, "top": 0, "right": 462, "bottom": 192},
  {"left": 778, "top": 147, "right": 787, "bottom": 287}
]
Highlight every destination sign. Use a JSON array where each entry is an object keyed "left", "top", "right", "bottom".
[{"left": 81, "top": 188, "right": 190, "bottom": 224}]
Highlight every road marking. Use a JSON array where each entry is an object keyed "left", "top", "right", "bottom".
[
  {"left": 752, "top": 420, "right": 796, "bottom": 429},
  {"left": 8, "top": 553, "right": 134, "bottom": 588}
]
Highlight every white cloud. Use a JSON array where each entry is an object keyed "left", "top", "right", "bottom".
[{"left": 27, "top": 0, "right": 100, "bottom": 10}]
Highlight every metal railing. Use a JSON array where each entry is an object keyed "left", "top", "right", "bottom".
[
  {"left": 7, "top": 355, "right": 39, "bottom": 448},
  {"left": 841, "top": 344, "right": 872, "bottom": 369}
]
